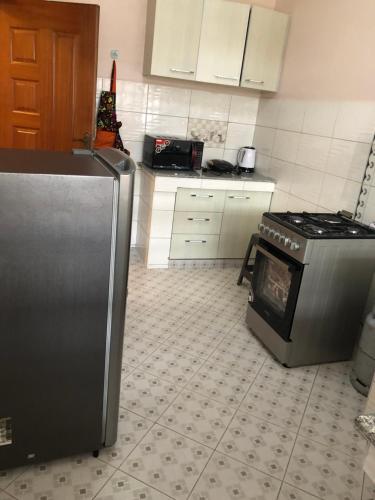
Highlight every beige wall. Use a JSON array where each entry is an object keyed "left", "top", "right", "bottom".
[
  {"left": 274, "top": 0, "right": 375, "bottom": 100},
  {"left": 49, "top": 0, "right": 276, "bottom": 83}
]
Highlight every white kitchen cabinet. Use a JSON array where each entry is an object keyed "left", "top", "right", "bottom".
[
  {"left": 218, "top": 190, "right": 272, "bottom": 258},
  {"left": 144, "top": 0, "right": 204, "bottom": 80},
  {"left": 196, "top": 0, "right": 250, "bottom": 86},
  {"left": 241, "top": 6, "right": 289, "bottom": 92},
  {"left": 170, "top": 234, "right": 219, "bottom": 259}
]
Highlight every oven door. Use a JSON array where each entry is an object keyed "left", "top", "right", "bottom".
[{"left": 250, "top": 239, "right": 304, "bottom": 341}]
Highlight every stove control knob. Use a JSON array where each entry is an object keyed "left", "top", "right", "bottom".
[
  {"left": 290, "top": 241, "right": 300, "bottom": 251},
  {"left": 284, "top": 237, "right": 291, "bottom": 247},
  {"left": 258, "top": 223, "right": 265, "bottom": 233},
  {"left": 269, "top": 229, "right": 275, "bottom": 238},
  {"left": 279, "top": 234, "right": 285, "bottom": 244},
  {"left": 273, "top": 231, "right": 280, "bottom": 240},
  {"left": 264, "top": 226, "right": 270, "bottom": 235}
]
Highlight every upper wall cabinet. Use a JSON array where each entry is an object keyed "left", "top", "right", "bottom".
[
  {"left": 144, "top": 0, "right": 290, "bottom": 92},
  {"left": 144, "top": 0, "right": 204, "bottom": 80},
  {"left": 196, "top": 0, "right": 250, "bottom": 86},
  {"left": 241, "top": 6, "right": 289, "bottom": 92}
]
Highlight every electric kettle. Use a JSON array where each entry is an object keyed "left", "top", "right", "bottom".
[{"left": 237, "top": 146, "right": 256, "bottom": 173}]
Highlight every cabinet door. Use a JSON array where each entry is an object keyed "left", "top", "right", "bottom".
[
  {"left": 196, "top": 0, "right": 250, "bottom": 86},
  {"left": 170, "top": 234, "right": 219, "bottom": 259},
  {"left": 175, "top": 188, "right": 225, "bottom": 212},
  {"left": 241, "top": 6, "right": 289, "bottom": 92},
  {"left": 146, "top": 0, "right": 204, "bottom": 80},
  {"left": 218, "top": 191, "right": 272, "bottom": 258}
]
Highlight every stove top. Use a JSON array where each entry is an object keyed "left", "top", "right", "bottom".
[{"left": 266, "top": 212, "right": 375, "bottom": 239}]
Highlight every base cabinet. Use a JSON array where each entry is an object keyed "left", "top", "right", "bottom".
[
  {"left": 218, "top": 191, "right": 272, "bottom": 258},
  {"left": 170, "top": 188, "right": 272, "bottom": 260}
]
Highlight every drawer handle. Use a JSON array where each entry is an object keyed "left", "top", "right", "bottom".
[
  {"left": 185, "top": 239, "right": 207, "bottom": 244},
  {"left": 170, "top": 68, "right": 195, "bottom": 74},
  {"left": 190, "top": 194, "right": 214, "bottom": 198},
  {"left": 244, "top": 78, "right": 264, "bottom": 84},
  {"left": 187, "top": 217, "right": 210, "bottom": 222},
  {"left": 228, "top": 195, "right": 250, "bottom": 199},
  {"left": 214, "top": 74, "right": 238, "bottom": 81}
]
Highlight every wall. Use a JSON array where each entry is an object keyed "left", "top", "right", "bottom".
[{"left": 253, "top": 0, "right": 375, "bottom": 223}]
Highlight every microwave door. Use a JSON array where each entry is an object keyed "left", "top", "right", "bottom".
[{"left": 250, "top": 242, "right": 304, "bottom": 341}]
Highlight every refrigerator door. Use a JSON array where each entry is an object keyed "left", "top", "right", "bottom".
[{"left": 0, "top": 158, "right": 115, "bottom": 469}]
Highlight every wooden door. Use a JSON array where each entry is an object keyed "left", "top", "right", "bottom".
[
  {"left": 0, "top": 0, "right": 99, "bottom": 151},
  {"left": 196, "top": 0, "right": 249, "bottom": 86},
  {"left": 241, "top": 6, "right": 289, "bottom": 92},
  {"left": 144, "top": 0, "right": 204, "bottom": 80}
]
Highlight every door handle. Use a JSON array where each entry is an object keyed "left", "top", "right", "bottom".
[
  {"left": 214, "top": 74, "right": 238, "bottom": 81},
  {"left": 228, "top": 195, "right": 250, "bottom": 199},
  {"left": 170, "top": 68, "right": 195, "bottom": 74},
  {"left": 244, "top": 78, "right": 264, "bottom": 84},
  {"left": 187, "top": 218, "right": 210, "bottom": 222},
  {"left": 190, "top": 194, "right": 213, "bottom": 198},
  {"left": 185, "top": 239, "right": 207, "bottom": 244}
]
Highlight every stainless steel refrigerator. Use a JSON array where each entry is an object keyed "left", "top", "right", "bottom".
[{"left": 0, "top": 148, "right": 134, "bottom": 469}]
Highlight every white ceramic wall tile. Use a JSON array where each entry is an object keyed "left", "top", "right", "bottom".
[
  {"left": 302, "top": 100, "right": 339, "bottom": 137},
  {"left": 290, "top": 165, "right": 323, "bottom": 205},
  {"left": 362, "top": 186, "right": 375, "bottom": 225},
  {"left": 319, "top": 174, "right": 361, "bottom": 212},
  {"left": 131, "top": 223, "right": 138, "bottom": 246},
  {"left": 147, "top": 238, "right": 171, "bottom": 266},
  {"left": 252, "top": 126, "right": 276, "bottom": 156},
  {"left": 150, "top": 210, "right": 174, "bottom": 238},
  {"left": 295, "top": 134, "right": 331, "bottom": 171},
  {"left": 117, "top": 111, "right": 146, "bottom": 141},
  {"left": 126, "top": 141, "right": 144, "bottom": 163},
  {"left": 229, "top": 94, "right": 259, "bottom": 125},
  {"left": 277, "top": 99, "right": 305, "bottom": 132},
  {"left": 225, "top": 123, "right": 255, "bottom": 149},
  {"left": 115, "top": 80, "right": 148, "bottom": 113},
  {"left": 202, "top": 147, "right": 224, "bottom": 166},
  {"left": 256, "top": 97, "right": 280, "bottom": 128},
  {"left": 134, "top": 169, "right": 141, "bottom": 195},
  {"left": 148, "top": 85, "right": 191, "bottom": 117},
  {"left": 222, "top": 149, "right": 238, "bottom": 165},
  {"left": 146, "top": 115, "right": 188, "bottom": 138},
  {"left": 269, "top": 158, "right": 294, "bottom": 193},
  {"left": 334, "top": 101, "right": 375, "bottom": 143},
  {"left": 326, "top": 139, "right": 370, "bottom": 182},
  {"left": 287, "top": 194, "right": 317, "bottom": 212},
  {"left": 270, "top": 189, "right": 289, "bottom": 211},
  {"left": 96, "top": 77, "right": 103, "bottom": 93},
  {"left": 187, "top": 118, "right": 227, "bottom": 148},
  {"left": 132, "top": 195, "right": 140, "bottom": 221},
  {"left": 272, "top": 130, "right": 300, "bottom": 163},
  {"left": 255, "top": 153, "right": 271, "bottom": 176},
  {"left": 152, "top": 192, "right": 176, "bottom": 211},
  {"left": 190, "top": 90, "right": 231, "bottom": 121}
]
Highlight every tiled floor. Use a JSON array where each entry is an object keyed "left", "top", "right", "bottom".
[{"left": 0, "top": 253, "right": 372, "bottom": 500}]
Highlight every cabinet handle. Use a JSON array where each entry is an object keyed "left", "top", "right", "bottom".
[
  {"left": 170, "top": 68, "right": 195, "bottom": 74},
  {"left": 214, "top": 74, "right": 238, "bottom": 81},
  {"left": 187, "top": 217, "right": 210, "bottom": 222},
  {"left": 185, "top": 239, "right": 207, "bottom": 244},
  {"left": 228, "top": 195, "right": 250, "bottom": 199},
  {"left": 244, "top": 78, "right": 264, "bottom": 84},
  {"left": 190, "top": 194, "right": 213, "bottom": 198}
]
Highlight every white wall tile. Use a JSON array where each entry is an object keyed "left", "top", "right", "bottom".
[
  {"left": 252, "top": 126, "right": 276, "bottom": 156},
  {"left": 150, "top": 210, "right": 174, "bottom": 238},
  {"left": 296, "top": 134, "right": 331, "bottom": 171},
  {"left": 272, "top": 130, "right": 300, "bottom": 163},
  {"left": 222, "top": 149, "right": 238, "bottom": 165},
  {"left": 132, "top": 195, "right": 140, "bottom": 221},
  {"left": 270, "top": 189, "right": 289, "bottom": 211},
  {"left": 117, "top": 111, "right": 146, "bottom": 141},
  {"left": 131, "top": 223, "right": 138, "bottom": 246},
  {"left": 146, "top": 115, "right": 188, "bottom": 138},
  {"left": 287, "top": 194, "right": 317, "bottom": 212},
  {"left": 152, "top": 192, "right": 176, "bottom": 211},
  {"left": 126, "top": 141, "right": 144, "bottom": 163},
  {"left": 319, "top": 174, "right": 361, "bottom": 213},
  {"left": 290, "top": 165, "right": 323, "bottom": 205},
  {"left": 277, "top": 99, "right": 305, "bottom": 132},
  {"left": 96, "top": 78, "right": 103, "bottom": 93},
  {"left": 256, "top": 97, "right": 280, "bottom": 128},
  {"left": 255, "top": 153, "right": 271, "bottom": 176},
  {"left": 302, "top": 100, "right": 339, "bottom": 137},
  {"left": 190, "top": 90, "right": 231, "bottom": 121},
  {"left": 225, "top": 123, "right": 255, "bottom": 149},
  {"left": 269, "top": 158, "right": 294, "bottom": 193},
  {"left": 202, "top": 147, "right": 224, "bottom": 166},
  {"left": 334, "top": 101, "right": 375, "bottom": 143},
  {"left": 148, "top": 85, "right": 190, "bottom": 117},
  {"left": 115, "top": 81, "right": 148, "bottom": 113},
  {"left": 363, "top": 186, "right": 375, "bottom": 225},
  {"left": 325, "top": 139, "right": 370, "bottom": 182},
  {"left": 148, "top": 238, "right": 171, "bottom": 266},
  {"left": 229, "top": 94, "right": 259, "bottom": 125}
]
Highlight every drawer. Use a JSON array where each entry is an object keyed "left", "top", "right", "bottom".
[
  {"left": 175, "top": 188, "right": 225, "bottom": 212},
  {"left": 170, "top": 234, "right": 219, "bottom": 259},
  {"left": 172, "top": 211, "right": 222, "bottom": 235}
]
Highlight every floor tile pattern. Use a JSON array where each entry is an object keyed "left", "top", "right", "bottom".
[{"left": 1, "top": 253, "right": 370, "bottom": 500}]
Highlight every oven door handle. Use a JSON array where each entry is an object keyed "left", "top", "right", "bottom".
[{"left": 254, "top": 244, "right": 290, "bottom": 270}]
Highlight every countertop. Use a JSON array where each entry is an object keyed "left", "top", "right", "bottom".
[{"left": 138, "top": 163, "right": 274, "bottom": 184}]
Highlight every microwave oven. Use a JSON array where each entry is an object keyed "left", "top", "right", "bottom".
[{"left": 143, "top": 135, "right": 204, "bottom": 171}]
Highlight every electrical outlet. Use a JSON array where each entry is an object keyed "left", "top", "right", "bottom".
[{"left": 110, "top": 49, "right": 119, "bottom": 60}]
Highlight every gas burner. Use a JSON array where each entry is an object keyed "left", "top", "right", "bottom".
[
  {"left": 346, "top": 227, "right": 362, "bottom": 235},
  {"left": 303, "top": 224, "right": 326, "bottom": 235},
  {"left": 286, "top": 215, "right": 305, "bottom": 224}
]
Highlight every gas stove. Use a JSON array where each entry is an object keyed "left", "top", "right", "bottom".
[{"left": 266, "top": 211, "right": 375, "bottom": 239}]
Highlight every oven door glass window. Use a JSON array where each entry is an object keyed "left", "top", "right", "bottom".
[{"left": 251, "top": 241, "right": 304, "bottom": 341}]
